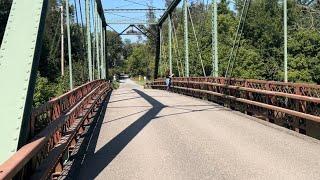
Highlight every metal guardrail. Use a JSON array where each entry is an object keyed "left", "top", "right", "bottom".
[
  {"left": 150, "top": 77, "right": 320, "bottom": 139},
  {"left": 0, "top": 80, "right": 111, "bottom": 180}
]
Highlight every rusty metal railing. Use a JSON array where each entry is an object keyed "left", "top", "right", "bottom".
[
  {"left": 151, "top": 77, "right": 320, "bottom": 139},
  {"left": 0, "top": 80, "right": 111, "bottom": 180}
]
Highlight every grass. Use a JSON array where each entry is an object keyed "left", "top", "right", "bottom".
[
  {"left": 131, "top": 76, "right": 148, "bottom": 86},
  {"left": 112, "top": 81, "right": 120, "bottom": 89}
]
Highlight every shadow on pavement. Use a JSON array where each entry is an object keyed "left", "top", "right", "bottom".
[{"left": 76, "top": 89, "right": 166, "bottom": 180}]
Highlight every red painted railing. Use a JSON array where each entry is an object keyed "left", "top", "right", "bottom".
[
  {"left": 0, "top": 80, "right": 111, "bottom": 180},
  {"left": 151, "top": 77, "right": 320, "bottom": 139}
]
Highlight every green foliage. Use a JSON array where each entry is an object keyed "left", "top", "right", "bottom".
[
  {"left": 33, "top": 74, "right": 56, "bottom": 107},
  {"left": 126, "top": 44, "right": 153, "bottom": 77},
  {"left": 1, "top": 0, "right": 91, "bottom": 106},
  {"left": 156, "top": 0, "right": 320, "bottom": 84},
  {"left": 0, "top": 0, "right": 12, "bottom": 44},
  {"left": 111, "top": 81, "right": 120, "bottom": 89},
  {"left": 2, "top": 0, "right": 320, "bottom": 109}
]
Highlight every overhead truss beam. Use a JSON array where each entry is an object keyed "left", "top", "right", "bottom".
[
  {"left": 105, "top": 8, "right": 166, "bottom": 11},
  {"left": 107, "top": 22, "right": 158, "bottom": 25},
  {"left": 158, "top": 0, "right": 182, "bottom": 26}
]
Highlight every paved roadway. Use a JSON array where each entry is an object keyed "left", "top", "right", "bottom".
[{"left": 77, "top": 79, "right": 320, "bottom": 180}]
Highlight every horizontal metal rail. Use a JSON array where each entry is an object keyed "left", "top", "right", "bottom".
[
  {"left": 150, "top": 77, "right": 320, "bottom": 139},
  {"left": 0, "top": 81, "right": 111, "bottom": 180},
  {"left": 30, "top": 80, "right": 105, "bottom": 137}
]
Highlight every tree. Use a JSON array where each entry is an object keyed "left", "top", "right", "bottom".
[{"left": 0, "top": 0, "right": 12, "bottom": 44}]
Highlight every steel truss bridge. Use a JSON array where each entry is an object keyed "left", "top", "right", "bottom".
[{"left": 0, "top": 0, "right": 320, "bottom": 179}]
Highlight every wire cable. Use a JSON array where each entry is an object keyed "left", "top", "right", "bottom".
[
  {"left": 172, "top": 17, "right": 185, "bottom": 77},
  {"left": 122, "top": 0, "right": 158, "bottom": 9},
  {"left": 188, "top": 5, "right": 206, "bottom": 77},
  {"left": 229, "top": 0, "right": 251, "bottom": 77},
  {"left": 225, "top": 0, "right": 250, "bottom": 78}
]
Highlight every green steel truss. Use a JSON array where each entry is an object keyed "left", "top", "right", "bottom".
[{"left": 0, "top": 0, "right": 49, "bottom": 163}]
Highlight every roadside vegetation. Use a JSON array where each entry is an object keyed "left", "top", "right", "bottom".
[{"left": 2, "top": 0, "right": 320, "bottom": 106}]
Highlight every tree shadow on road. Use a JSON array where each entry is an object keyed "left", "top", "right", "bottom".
[{"left": 76, "top": 89, "right": 166, "bottom": 180}]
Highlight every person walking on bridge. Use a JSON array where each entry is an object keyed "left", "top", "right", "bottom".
[{"left": 165, "top": 71, "right": 174, "bottom": 91}]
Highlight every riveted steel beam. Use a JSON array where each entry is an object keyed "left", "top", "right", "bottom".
[
  {"left": 95, "top": 0, "right": 107, "bottom": 26},
  {"left": 0, "top": 0, "right": 49, "bottom": 163},
  {"left": 158, "top": 0, "right": 182, "bottom": 26}
]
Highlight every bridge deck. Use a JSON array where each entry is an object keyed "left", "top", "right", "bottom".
[{"left": 76, "top": 79, "right": 320, "bottom": 179}]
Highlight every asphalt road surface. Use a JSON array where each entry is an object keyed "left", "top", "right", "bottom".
[{"left": 77, "top": 79, "right": 320, "bottom": 180}]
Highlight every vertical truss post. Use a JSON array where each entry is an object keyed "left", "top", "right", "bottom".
[
  {"left": 168, "top": 14, "right": 173, "bottom": 75},
  {"left": 60, "top": 6, "right": 65, "bottom": 76},
  {"left": 100, "top": 21, "right": 104, "bottom": 79},
  {"left": 105, "top": 27, "right": 109, "bottom": 79},
  {"left": 183, "top": 0, "right": 189, "bottom": 77},
  {"left": 66, "top": 0, "right": 73, "bottom": 89},
  {"left": 0, "top": 0, "right": 49, "bottom": 163},
  {"left": 86, "top": 0, "right": 93, "bottom": 81},
  {"left": 101, "top": 26, "right": 106, "bottom": 79},
  {"left": 284, "top": 0, "right": 288, "bottom": 82},
  {"left": 154, "top": 25, "right": 161, "bottom": 79},
  {"left": 95, "top": 2, "right": 100, "bottom": 79},
  {"left": 212, "top": 0, "right": 218, "bottom": 77},
  {"left": 159, "top": 27, "right": 162, "bottom": 77}
]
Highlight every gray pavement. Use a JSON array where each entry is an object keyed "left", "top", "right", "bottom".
[{"left": 78, "top": 79, "right": 320, "bottom": 180}]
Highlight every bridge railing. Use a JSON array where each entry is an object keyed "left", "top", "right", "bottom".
[
  {"left": 151, "top": 77, "right": 320, "bottom": 139},
  {"left": 0, "top": 80, "right": 111, "bottom": 180},
  {"left": 30, "top": 80, "right": 105, "bottom": 137}
]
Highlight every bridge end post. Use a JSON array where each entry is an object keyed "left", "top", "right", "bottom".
[{"left": 0, "top": 0, "right": 49, "bottom": 163}]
